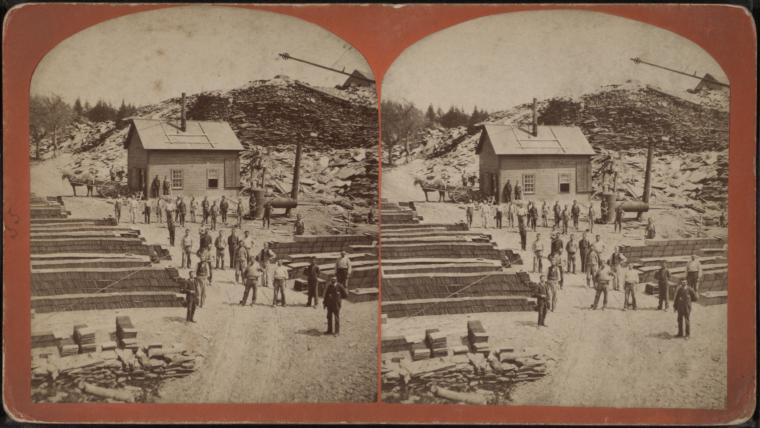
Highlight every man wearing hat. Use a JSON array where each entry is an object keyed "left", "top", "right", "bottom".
[
  {"left": 673, "top": 279, "right": 698, "bottom": 338},
  {"left": 335, "top": 250, "right": 352, "bottom": 290},
  {"left": 323, "top": 276, "right": 347, "bottom": 336},
  {"left": 622, "top": 261, "right": 639, "bottom": 310}
]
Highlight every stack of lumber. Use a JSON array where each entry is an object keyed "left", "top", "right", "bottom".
[
  {"left": 410, "top": 341, "right": 430, "bottom": 361},
  {"left": 621, "top": 238, "right": 725, "bottom": 262},
  {"left": 28, "top": 197, "right": 183, "bottom": 313},
  {"left": 425, "top": 329, "right": 448, "bottom": 357},
  {"left": 56, "top": 332, "right": 78, "bottom": 357},
  {"left": 467, "top": 320, "right": 489, "bottom": 354},
  {"left": 382, "top": 296, "right": 535, "bottom": 319},
  {"left": 74, "top": 325, "right": 97, "bottom": 354},
  {"left": 31, "top": 330, "right": 57, "bottom": 349},
  {"left": 382, "top": 271, "right": 533, "bottom": 302},
  {"left": 32, "top": 267, "right": 183, "bottom": 296},
  {"left": 381, "top": 335, "right": 409, "bottom": 354},
  {"left": 268, "top": 233, "right": 379, "bottom": 301},
  {"left": 32, "top": 292, "right": 185, "bottom": 313},
  {"left": 116, "top": 316, "right": 139, "bottom": 351},
  {"left": 382, "top": 347, "right": 551, "bottom": 404}
]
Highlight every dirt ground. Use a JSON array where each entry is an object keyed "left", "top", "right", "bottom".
[
  {"left": 31, "top": 159, "right": 378, "bottom": 403},
  {"left": 381, "top": 164, "right": 727, "bottom": 409}
]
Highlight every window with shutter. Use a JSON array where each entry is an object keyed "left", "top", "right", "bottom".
[
  {"left": 576, "top": 160, "right": 591, "bottom": 193},
  {"left": 224, "top": 157, "right": 240, "bottom": 188}
]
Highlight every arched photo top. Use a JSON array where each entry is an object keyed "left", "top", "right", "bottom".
[
  {"left": 31, "top": 5, "right": 375, "bottom": 108},
  {"left": 382, "top": 9, "right": 728, "bottom": 113}
]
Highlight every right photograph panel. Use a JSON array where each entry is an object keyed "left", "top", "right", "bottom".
[{"left": 380, "top": 10, "right": 729, "bottom": 408}]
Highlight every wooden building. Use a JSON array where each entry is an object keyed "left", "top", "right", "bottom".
[
  {"left": 476, "top": 122, "right": 595, "bottom": 204},
  {"left": 124, "top": 104, "right": 244, "bottom": 199}
]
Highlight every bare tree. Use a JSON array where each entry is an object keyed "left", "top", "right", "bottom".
[
  {"left": 29, "top": 95, "right": 48, "bottom": 160},
  {"left": 29, "top": 94, "right": 73, "bottom": 159},
  {"left": 381, "top": 100, "right": 424, "bottom": 166}
]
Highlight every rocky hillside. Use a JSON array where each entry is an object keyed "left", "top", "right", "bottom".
[
  {"left": 395, "top": 81, "right": 729, "bottom": 236},
  {"left": 47, "top": 76, "right": 378, "bottom": 206}
]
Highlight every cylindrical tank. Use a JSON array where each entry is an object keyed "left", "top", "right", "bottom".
[
  {"left": 251, "top": 189, "right": 265, "bottom": 219},
  {"left": 269, "top": 198, "right": 297, "bottom": 209},
  {"left": 602, "top": 193, "right": 616, "bottom": 224},
  {"left": 618, "top": 201, "right": 650, "bottom": 213}
]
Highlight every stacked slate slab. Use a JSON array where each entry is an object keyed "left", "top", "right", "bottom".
[
  {"left": 381, "top": 201, "right": 535, "bottom": 320},
  {"left": 621, "top": 238, "right": 725, "bottom": 262},
  {"left": 29, "top": 195, "right": 183, "bottom": 313},
  {"left": 267, "top": 233, "right": 379, "bottom": 302}
]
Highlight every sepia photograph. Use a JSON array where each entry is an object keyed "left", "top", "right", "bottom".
[
  {"left": 28, "top": 5, "right": 379, "bottom": 403},
  {"left": 380, "top": 10, "right": 729, "bottom": 407}
]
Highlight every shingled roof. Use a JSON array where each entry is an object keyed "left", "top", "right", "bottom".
[
  {"left": 124, "top": 118, "right": 244, "bottom": 151},
  {"left": 476, "top": 124, "right": 595, "bottom": 156}
]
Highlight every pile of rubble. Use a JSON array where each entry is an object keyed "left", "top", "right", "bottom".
[
  {"left": 382, "top": 341, "right": 552, "bottom": 404},
  {"left": 401, "top": 81, "right": 728, "bottom": 237},
  {"left": 32, "top": 317, "right": 201, "bottom": 403},
  {"left": 53, "top": 76, "right": 378, "bottom": 205}
]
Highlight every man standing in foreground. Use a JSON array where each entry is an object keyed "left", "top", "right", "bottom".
[
  {"left": 685, "top": 254, "right": 703, "bottom": 292},
  {"left": 184, "top": 271, "right": 200, "bottom": 323},
  {"left": 305, "top": 257, "right": 321, "bottom": 308},
  {"left": 578, "top": 232, "right": 590, "bottom": 274},
  {"left": 655, "top": 261, "right": 672, "bottom": 310},
  {"left": 622, "top": 262, "right": 639, "bottom": 311},
  {"left": 214, "top": 230, "right": 226, "bottom": 270},
  {"left": 181, "top": 229, "right": 193, "bottom": 269},
  {"left": 673, "top": 279, "right": 698, "bottom": 338},
  {"left": 272, "top": 260, "right": 289, "bottom": 307},
  {"left": 335, "top": 250, "right": 352, "bottom": 290},
  {"left": 240, "top": 259, "right": 261, "bottom": 306},
  {"left": 590, "top": 261, "right": 611, "bottom": 310},
  {"left": 323, "top": 276, "right": 347, "bottom": 336},
  {"left": 534, "top": 274, "right": 550, "bottom": 327},
  {"left": 518, "top": 214, "right": 528, "bottom": 251},
  {"left": 546, "top": 258, "right": 561, "bottom": 312},
  {"left": 532, "top": 233, "right": 544, "bottom": 273}
]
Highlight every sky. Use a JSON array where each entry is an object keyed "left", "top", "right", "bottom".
[
  {"left": 31, "top": 5, "right": 373, "bottom": 107},
  {"left": 382, "top": 10, "right": 728, "bottom": 113}
]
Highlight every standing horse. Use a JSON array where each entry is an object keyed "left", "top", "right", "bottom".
[{"left": 413, "top": 177, "right": 448, "bottom": 202}]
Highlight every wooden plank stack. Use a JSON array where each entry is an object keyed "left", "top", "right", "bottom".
[
  {"left": 116, "top": 316, "right": 139, "bottom": 351},
  {"left": 425, "top": 329, "right": 448, "bottom": 357},
  {"left": 74, "top": 325, "right": 97, "bottom": 354},
  {"left": 467, "top": 320, "right": 489, "bottom": 354}
]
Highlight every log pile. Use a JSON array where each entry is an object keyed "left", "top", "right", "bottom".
[
  {"left": 382, "top": 346, "right": 552, "bottom": 404},
  {"left": 32, "top": 342, "right": 200, "bottom": 403}
]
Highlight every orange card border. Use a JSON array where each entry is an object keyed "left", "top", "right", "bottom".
[{"left": 3, "top": 3, "right": 756, "bottom": 424}]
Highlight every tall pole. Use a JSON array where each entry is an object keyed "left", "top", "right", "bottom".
[
  {"left": 286, "top": 137, "right": 303, "bottom": 217},
  {"left": 638, "top": 138, "right": 655, "bottom": 220}
]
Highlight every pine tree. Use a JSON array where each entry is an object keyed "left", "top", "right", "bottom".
[
  {"left": 425, "top": 104, "right": 437, "bottom": 124},
  {"left": 73, "top": 98, "right": 84, "bottom": 117}
]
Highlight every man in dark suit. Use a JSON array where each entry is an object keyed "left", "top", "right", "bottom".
[
  {"left": 673, "top": 279, "right": 698, "bottom": 338},
  {"left": 534, "top": 274, "right": 550, "bottom": 327},
  {"left": 184, "top": 271, "right": 200, "bottom": 322},
  {"left": 323, "top": 277, "right": 347, "bottom": 336},
  {"left": 305, "top": 257, "right": 321, "bottom": 308}
]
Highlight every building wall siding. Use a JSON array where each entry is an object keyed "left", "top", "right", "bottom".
[
  {"left": 145, "top": 151, "right": 241, "bottom": 199},
  {"left": 126, "top": 133, "right": 148, "bottom": 193},
  {"left": 497, "top": 155, "right": 592, "bottom": 204},
  {"left": 478, "top": 134, "right": 500, "bottom": 198}
]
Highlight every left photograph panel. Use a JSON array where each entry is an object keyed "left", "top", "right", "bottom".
[{"left": 28, "top": 5, "right": 379, "bottom": 403}]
